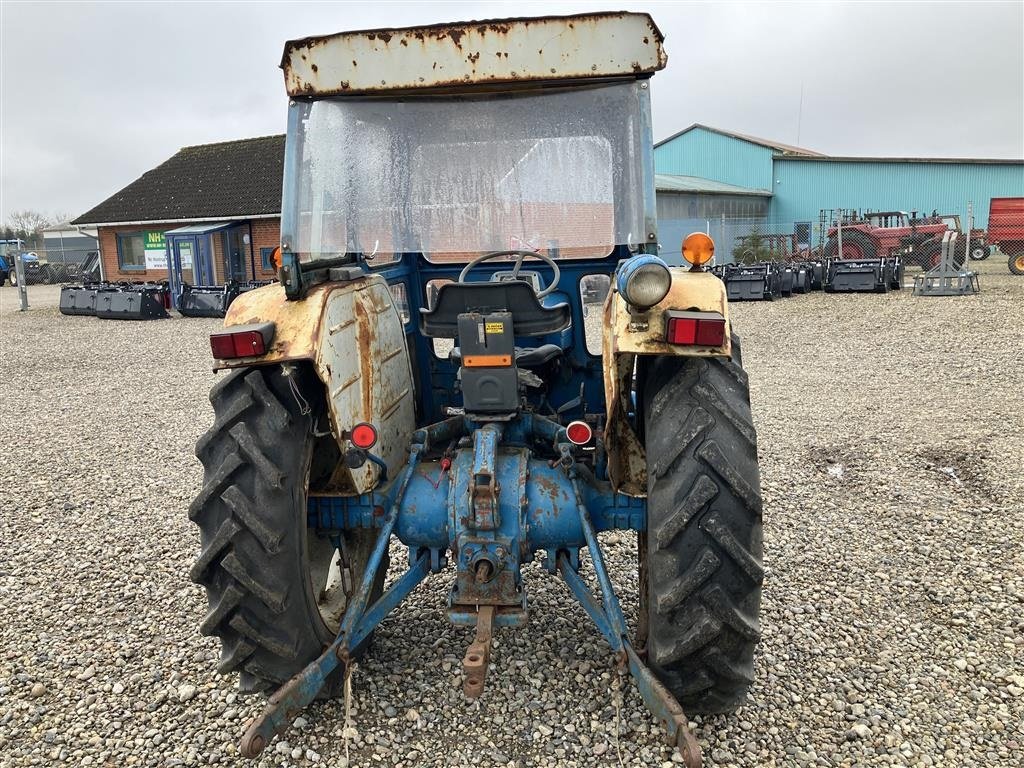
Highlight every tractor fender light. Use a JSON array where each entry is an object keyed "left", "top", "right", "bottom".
[
  {"left": 565, "top": 420, "right": 593, "bottom": 446},
  {"left": 210, "top": 322, "right": 276, "bottom": 359},
  {"left": 349, "top": 422, "right": 378, "bottom": 449},
  {"left": 664, "top": 310, "right": 726, "bottom": 347},
  {"left": 617, "top": 255, "right": 671, "bottom": 310},
  {"left": 682, "top": 232, "right": 716, "bottom": 268}
]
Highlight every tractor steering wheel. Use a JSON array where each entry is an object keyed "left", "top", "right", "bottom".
[{"left": 458, "top": 249, "right": 561, "bottom": 298}]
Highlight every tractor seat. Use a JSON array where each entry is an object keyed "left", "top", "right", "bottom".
[
  {"left": 420, "top": 281, "right": 570, "bottom": 338},
  {"left": 450, "top": 343, "right": 562, "bottom": 368}
]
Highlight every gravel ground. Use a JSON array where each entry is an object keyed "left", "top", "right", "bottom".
[{"left": 1, "top": 261, "right": 1022, "bottom": 768}]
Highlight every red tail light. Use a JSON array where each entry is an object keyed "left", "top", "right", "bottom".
[
  {"left": 565, "top": 420, "right": 593, "bottom": 446},
  {"left": 210, "top": 322, "right": 276, "bottom": 359},
  {"left": 349, "top": 422, "right": 378, "bottom": 449},
  {"left": 664, "top": 311, "right": 726, "bottom": 347}
]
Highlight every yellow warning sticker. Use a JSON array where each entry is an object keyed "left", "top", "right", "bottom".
[{"left": 485, "top": 322, "right": 505, "bottom": 334}]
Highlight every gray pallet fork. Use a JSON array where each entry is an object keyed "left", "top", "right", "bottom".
[{"left": 913, "top": 231, "right": 980, "bottom": 296}]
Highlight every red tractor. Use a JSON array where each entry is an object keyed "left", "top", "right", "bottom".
[{"left": 822, "top": 210, "right": 980, "bottom": 270}]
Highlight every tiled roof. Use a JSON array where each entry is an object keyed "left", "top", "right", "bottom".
[{"left": 72, "top": 135, "right": 285, "bottom": 225}]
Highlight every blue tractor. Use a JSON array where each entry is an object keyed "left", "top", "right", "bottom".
[{"left": 190, "top": 13, "right": 762, "bottom": 766}]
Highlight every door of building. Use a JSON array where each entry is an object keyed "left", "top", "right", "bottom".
[
  {"left": 223, "top": 227, "right": 248, "bottom": 282},
  {"left": 171, "top": 234, "right": 215, "bottom": 286},
  {"left": 166, "top": 232, "right": 216, "bottom": 309},
  {"left": 174, "top": 236, "right": 198, "bottom": 285}
]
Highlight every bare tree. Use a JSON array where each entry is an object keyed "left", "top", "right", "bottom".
[{"left": 6, "top": 210, "right": 52, "bottom": 239}]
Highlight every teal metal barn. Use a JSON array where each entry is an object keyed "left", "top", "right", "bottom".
[{"left": 654, "top": 124, "right": 1024, "bottom": 229}]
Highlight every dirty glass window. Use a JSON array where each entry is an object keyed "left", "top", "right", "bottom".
[
  {"left": 116, "top": 233, "right": 146, "bottom": 271},
  {"left": 285, "top": 82, "right": 647, "bottom": 263}
]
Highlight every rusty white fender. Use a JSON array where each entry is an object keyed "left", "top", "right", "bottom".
[
  {"left": 602, "top": 269, "right": 731, "bottom": 496},
  {"left": 215, "top": 276, "right": 415, "bottom": 495}
]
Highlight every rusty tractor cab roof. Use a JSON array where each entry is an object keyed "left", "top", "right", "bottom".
[{"left": 280, "top": 13, "right": 666, "bottom": 97}]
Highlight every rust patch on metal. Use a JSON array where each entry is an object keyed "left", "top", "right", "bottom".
[{"left": 353, "top": 298, "right": 375, "bottom": 419}]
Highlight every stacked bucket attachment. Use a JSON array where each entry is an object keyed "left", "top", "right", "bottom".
[
  {"left": 179, "top": 281, "right": 273, "bottom": 318},
  {"left": 60, "top": 282, "right": 170, "bottom": 320},
  {"left": 60, "top": 280, "right": 273, "bottom": 319},
  {"left": 713, "top": 259, "right": 824, "bottom": 301},
  {"left": 913, "top": 231, "right": 980, "bottom": 296},
  {"left": 824, "top": 257, "right": 902, "bottom": 293}
]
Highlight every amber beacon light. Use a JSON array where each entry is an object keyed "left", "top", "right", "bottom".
[{"left": 682, "top": 232, "right": 715, "bottom": 269}]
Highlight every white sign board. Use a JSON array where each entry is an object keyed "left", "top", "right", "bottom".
[{"left": 145, "top": 248, "right": 168, "bottom": 270}]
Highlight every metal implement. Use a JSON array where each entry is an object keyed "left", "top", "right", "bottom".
[
  {"left": 462, "top": 604, "right": 494, "bottom": 698},
  {"left": 913, "top": 230, "right": 981, "bottom": 296}
]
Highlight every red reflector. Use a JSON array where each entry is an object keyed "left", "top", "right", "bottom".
[
  {"left": 695, "top": 318, "right": 726, "bottom": 347},
  {"left": 209, "top": 323, "right": 275, "bottom": 360},
  {"left": 665, "top": 313, "right": 726, "bottom": 347},
  {"left": 210, "top": 330, "right": 267, "bottom": 359},
  {"left": 565, "top": 420, "right": 593, "bottom": 446},
  {"left": 350, "top": 423, "right": 378, "bottom": 449},
  {"left": 666, "top": 317, "right": 698, "bottom": 345},
  {"left": 209, "top": 333, "right": 236, "bottom": 359}
]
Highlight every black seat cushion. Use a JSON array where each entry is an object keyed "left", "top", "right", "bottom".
[
  {"left": 450, "top": 343, "right": 562, "bottom": 368},
  {"left": 420, "top": 281, "right": 570, "bottom": 338}
]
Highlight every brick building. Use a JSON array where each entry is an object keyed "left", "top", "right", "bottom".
[{"left": 71, "top": 135, "right": 285, "bottom": 286}]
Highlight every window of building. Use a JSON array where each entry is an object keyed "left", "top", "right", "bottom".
[
  {"left": 116, "top": 232, "right": 146, "bottom": 271},
  {"left": 260, "top": 247, "right": 276, "bottom": 271}
]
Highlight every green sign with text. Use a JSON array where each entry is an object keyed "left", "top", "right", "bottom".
[{"left": 144, "top": 231, "right": 166, "bottom": 251}]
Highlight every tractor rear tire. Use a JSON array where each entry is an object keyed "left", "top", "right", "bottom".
[
  {"left": 189, "top": 365, "right": 385, "bottom": 696},
  {"left": 920, "top": 239, "right": 966, "bottom": 271},
  {"left": 641, "top": 347, "right": 763, "bottom": 714},
  {"left": 824, "top": 230, "right": 877, "bottom": 261},
  {"left": 1010, "top": 251, "right": 1024, "bottom": 275}
]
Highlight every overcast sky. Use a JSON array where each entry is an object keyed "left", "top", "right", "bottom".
[{"left": 2, "top": 1, "right": 1022, "bottom": 224}]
